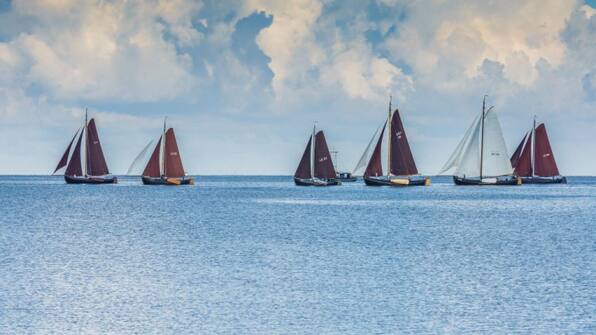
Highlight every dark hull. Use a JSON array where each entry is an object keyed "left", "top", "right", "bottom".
[
  {"left": 364, "top": 175, "right": 430, "bottom": 186},
  {"left": 521, "top": 176, "right": 567, "bottom": 184},
  {"left": 337, "top": 172, "right": 357, "bottom": 182},
  {"left": 453, "top": 176, "right": 520, "bottom": 186},
  {"left": 64, "top": 175, "right": 118, "bottom": 184},
  {"left": 142, "top": 176, "right": 194, "bottom": 185},
  {"left": 294, "top": 177, "right": 341, "bottom": 186}
]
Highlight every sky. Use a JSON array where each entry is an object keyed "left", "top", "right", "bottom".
[{"left": 0, "top": 0, "right": 595, "bottom": 175}]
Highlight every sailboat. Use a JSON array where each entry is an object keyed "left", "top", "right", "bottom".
[
  {"left": 354, "top": 97, "right": 430, "bottom": 186},
  {"left": 439, "top": 96, "right": 520, "bottom": 185},
  {"left": 139, "top": 118, "right": 194, "bottom": 185},
  {"left": 330, "top": 150, "right": 357, "bottom": 182},
  {"left": 510, "top": 119, "right": 566, "bottom": 184},
  {"left": 294, "top": 124, "right": 341, "bottom": 186},
  {"left": 53, "top": 110, "right": 117, "bottom": 184}
]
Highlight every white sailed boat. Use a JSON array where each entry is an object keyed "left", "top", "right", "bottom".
[{"left": 439, "top": 96, "right": 520, "bottom": 186}]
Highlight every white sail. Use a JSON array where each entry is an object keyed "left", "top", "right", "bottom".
[
  {"left": 126, "top": 139, "right": 156, "bottom": 175},
  {"left": 455, "top": 115, "right": 482, "bottom": 177},
  {"left": 352, "top": 123, "right": 383, "bottom": 175},
  {"left": 481, "top": 108, "right": 513, "bottom": 177},
  {"left": 439, "top": 113, "right": 481, "bottom": 175}
]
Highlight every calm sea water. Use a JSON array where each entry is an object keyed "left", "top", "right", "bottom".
[{"left": 0, "top": 175, "right": 594, "bottom": 334}]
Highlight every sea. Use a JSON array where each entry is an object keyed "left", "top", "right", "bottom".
[{"left": 0, "top": 175, "right": 594, "bottom": 334}]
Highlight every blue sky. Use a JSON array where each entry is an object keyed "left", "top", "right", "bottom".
[{"left": 0, "top": 0, "right": 595, "bottom": 175}]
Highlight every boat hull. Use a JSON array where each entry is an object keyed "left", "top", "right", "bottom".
[
  {"left": 337, "top": 172, "right": 357, "bottom": 182},
  {"left": 453, "top": 175, "right": 520, "bottom": 186},
  {"left": 294, "top": 177, "right": 341, "bottom": 186},
  {"left": 64, "top": 175, "right": 118, "bottom": 184},
  {"left": 521, "top": 176, "right": 567, "bottom": 184},
  {"left": 364, "top": 175, "right": 430, "bottom": 187},
  {"left": 142, "top": 176, "right": 194, "bottom": 185}
]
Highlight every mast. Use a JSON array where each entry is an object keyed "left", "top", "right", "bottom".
[
  {"left": 480, "top": 96, "right": 486, "bottom": 180},
  {"left": 531, "top": 115, "right": 536, "bottom": 177},
  {"left": 161, "top": 117, "right": 167, "bottom": 177},
  {"left": 83, "top": 108, "right": 88, "bottom": 176},
  {"left": 311, "top": 122, "right": 316, "bottom": 179},
  {"left": 387, "top": 95, "right": 392, "bottom": 177}
]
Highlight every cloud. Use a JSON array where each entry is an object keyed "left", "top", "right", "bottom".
[
  {"left": 383, "top": 0, "right": 576, "bottom": 89},
  {"left": 243, "top": 0, "right": 412, "bottom": 103},
  {"left": 4, "top": 0, "right": 199, "bottom": 101}
]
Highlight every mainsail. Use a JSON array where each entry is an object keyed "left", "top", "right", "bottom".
[
  {"left": 481, "top": 109, "right": 513, "bottom": 177},
  {"left": 534, "top": 124, "right": 560, "bottom": 177},
  {"left": 313, "top": 131, "right": 336, "bottom": 179},
  {"left": 85, "top": 119, "right": 110, "bottom": 176},
  {"left": 164, "top": 128, "right": 185, "bottom": 178},
  {"left": 390, "top": 109, "right": 418, "bottom": 176}
]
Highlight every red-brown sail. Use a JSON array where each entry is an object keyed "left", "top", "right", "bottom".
[
  {"left": 54, "top": 128, "right": 80, "bottom": 174},
  {"left": 510, "top": 132, "right": 528, "bottom": 168},
  {"left": 513, "top": 132, "right": 533, "bottom": 177},
  {"left": 163, "top": 128, "right": 185, "bottom": 178},
  {"left": 294, "top": 137, "right": 312, "bottom": 179},
  {"left": 85, "top": 118, "right": 110, "bottom": 176},
  {"left": 65, "top": 130, "right": 84, "bottom": 177},
  {"left": 390, "top": 109, "right": 418, "bottom": 175},
  {"left": 534, "top": 123, "right": 560, "bottom": 176},
  {"left": 364, "top": 124, "right": 386, "bottom": 177},
  {"left": 143, "top": 137, "right": 162, "bottom": 177},
  {"left": 314, "top": 131, "right": 336, "bottom": 179}
]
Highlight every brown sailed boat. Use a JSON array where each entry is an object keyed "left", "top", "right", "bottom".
[
  {"left": 53, "top": 111, "right": 117, "bottom": 184},
  {"left": 137, "top": 118, "right": 194, "bottom": 185},
  {"left": 356, "top": 97, "right": 430, "bottom": 186},
  {"left": 510, "top": 119, "right": 566, "bottom": 184},
  {"left": 294, "top": 124, "right": 341, "bottom": 186}
]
